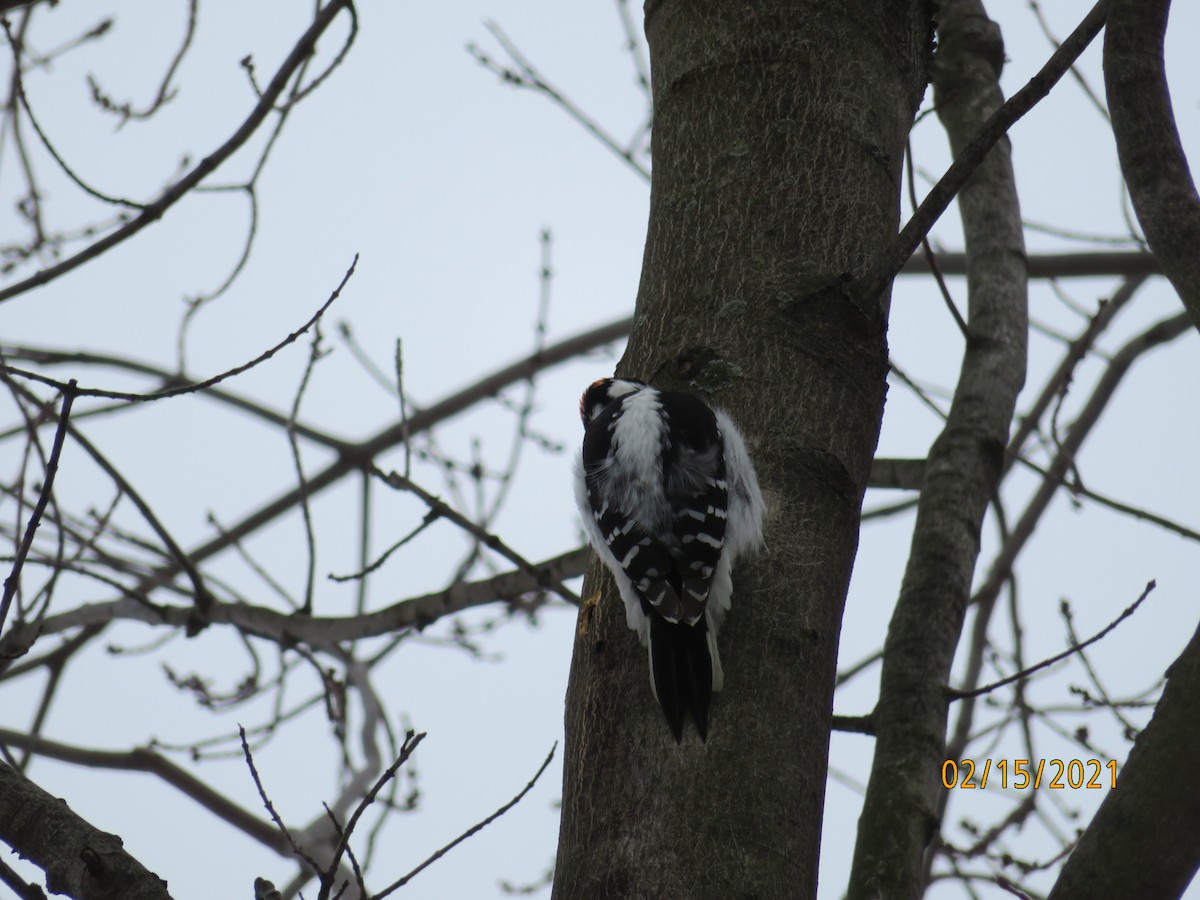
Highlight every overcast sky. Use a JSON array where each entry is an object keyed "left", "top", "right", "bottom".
[{"left": 3, "top": 2, "right": 1199, "bottom": 898}]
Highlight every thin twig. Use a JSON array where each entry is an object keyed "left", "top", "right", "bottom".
[
  {"left": 836, "top": 648, "right": 883, "bottom": 686},
  {"left": 395, "top": 338, "right": 410, "bottom": 480},
  {"left": 374, "top": 743, "right": 557, "bottom": 898},
  {"left": 289, "top": 322, "right": 327, "bottom": 614},
  {"left": 1005, "top": 276, "right": 1145, "bottom": 472},
  {"left": 373, "top": 466, "right": 581, "bottom": 605},
  {"left": 86, "top": 0, "right": 197, "bottom": 127},
  {"left": 0, "top": 345, "right": 347, "bottom": 449},
  {"left": 469, "top": 22, "right": 650, "bottom": 182},
  {"left": 0, "top": 0, "right": 356, "bottom": 304},
  {"left": 59, "top": 412, "right": 210, "bottom": 630},
  {"left": 464, "top": 228, "right": 559, "bottom": 559},
  {"left": 614, "top": 0, "right": 651, "bottom": 99},
  {"left": 328, "top": 510, "right": 439, "bottom": 583},
  {"left": 1060, "top": 601, "right": 1140, "bottom": 738},
  {"left": 951, "top": 580, "right": 1156, "bottom": 700},
  {"left": 0, "top": 379, "right": 74, "bottom": 637},
  {"left": 319, "top": 730, "right": 426, "bottom": 900},
  {"left": 239, "top": 725, "right": 323, "bottom": 870},
  {"left": 333, "top": 320, "right": 395, "bottom": 396},
  {"left": 14, "top": 625, "right": 100, "bottom": 768},
  {"left": 320, "top": 803, "right": 365, "bottom": 899},
  {"left": 2, "top": 19, "right": 144, "bottom": 208},
  {"left": 1, "top": 256, "right": 358, "bottom": 402},
  {"left": 1022, "top": 219, "right": 1135, "bottom": 246},
  {"left": 207, "top": 512, "right": 300, "bottom": 610},
  {"left": 282, "top": 2, "right": 359, "bottom": 107},
  {"left": 353, "top": 471, "right": 371, "bottom": 614},
  {"left": 175, "top": 0, "right": 355, "bottom": 364},
  {"left": 905, "top": 139, "right": 968, "bottom": 338},
  {"left": 177, "top": 184, "right": 260, "bottom": 371},
  {"left": 864, "top": 0, "right": 1109, "bottom": 303},
  {"left": 1011, "top": 455, "right": 1200, "bottom": 544},
  {"left": 888, "top": 359, "right": 949, "bottom": 421},
  {"left": 1027, "top": 0, "right": 1109, "bottom": 121}
]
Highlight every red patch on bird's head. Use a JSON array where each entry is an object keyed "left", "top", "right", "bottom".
[{"left": 580, "top": 378, "right": 613, "bottom": 428}]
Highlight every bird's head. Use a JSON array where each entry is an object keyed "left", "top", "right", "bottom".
[{"left": 579, "top": 377, "right": 647, "bottom": 429}]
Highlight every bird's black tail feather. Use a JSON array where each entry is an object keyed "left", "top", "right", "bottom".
[{"left": 648, "top": 614, "right": 714, "bottom": 743}]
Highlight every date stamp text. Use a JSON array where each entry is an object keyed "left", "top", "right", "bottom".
[{"left": 941, "top": 758, "right": 1117, "bottom": 790}]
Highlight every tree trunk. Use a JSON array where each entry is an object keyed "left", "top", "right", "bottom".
[{"left": 553, "top": 2, "right": 930, "bottom": 897}]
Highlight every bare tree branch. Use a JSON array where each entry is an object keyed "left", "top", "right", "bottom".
[
  {"left": 0, "top": 0, "right": 356, "bottom": 304},
  {"left": 0, "top": 760, "right": 171, "bottom": 899},
  {"left": 0, "top": 548, "right": 587, "bottom": 657},
  {"left": 902, "top": 250, "right": 1159, "bottom": 279},
  {"left": 0, "top": 256, "right": 357, "bottom": 403},
  {"left": 970, "top": 311, "right": 1192, "bottom": 614},
  {"left": 374, "top": 743, "right": 556, "bottom": 898},
  {"left": 0, "top": 379, "right": 72, "bottom": 636},
  {"left": 470, "top": 23, "right": 651, "bottom": 182},
  {"left": 1004, "top": 275, "right": 1146, "bottom": 473},
  {"left": 373, "top": 466, "right": 580, "bottom": 604},
  {"left": 0, "top": 727, "right": 287, "bottom": 855},
  {"left": 0, "top": 346, "right": 348, "bottom": 449},
  {"left": 951, "top": 580, "right": 1156, "bottom": 700},
  {"left": 85, "top": 0, "right": 197, "bottom": 127},
  {"left": 1104, "top": 0, "right": 1200, "bottom": 332},
  {"left": 850, "top": 2, "right": 1029, "bottom": 894},
  {"left": 2, "top": 19, "right": 144, "bottom": 209},
  {"left": 240, "top": 726, "right": 324, "bottom": 875},
  {"left": 0, "top": 856, "right": 44, "bottom": 900},
  {"left": 864, "top": 0, "right": 1108, "bottom": 304},
  {"left": 288, "top": 324, "right": 327, "bottom": 615},
  {"left": 1048, "top": 615, "right": 1200, "bottom": 898},
  {"left": 162, "top": 316, "right": 630, "bottom": 583},
  {"left": 866, "top": 457, "right": 925, "bottom": 491},
  {"left": 318, "top": 730, "right": 425, "bottom": 900}
]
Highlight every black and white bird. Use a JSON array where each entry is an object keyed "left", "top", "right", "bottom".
[{"left": 573, "top": 377, "right": 765, "bottom": 742}]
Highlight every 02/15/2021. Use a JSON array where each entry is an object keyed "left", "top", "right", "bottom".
[{"left": 941, "top": 758, "right": 1117, "bottom": 790}]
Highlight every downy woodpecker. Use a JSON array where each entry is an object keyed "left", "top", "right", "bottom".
[{"left": 574, "top": 377, "right": 765, "bottom": 741}]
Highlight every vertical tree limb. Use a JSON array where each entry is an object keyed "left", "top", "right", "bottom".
[
  {"left": 848, "top": 1, "right": 1028, "bottom": 896},
  {"left": 1048, "top": 619, "right": 1200, "bottom": 898},
  {"left": 1104, "top": 0, "right": 1200, "bottom": 333}
]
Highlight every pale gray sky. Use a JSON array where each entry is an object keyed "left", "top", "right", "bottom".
[{"left": 3, "top": 2, "right": 1198, "bottom": 898}]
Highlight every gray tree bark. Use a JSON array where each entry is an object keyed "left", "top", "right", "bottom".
[
  {"left": 553, "top": 2, "right": 931, "bottom": 897},
  {"left": 847, "top": 1, "right": 1027, "bottom": 897},
  {"left": 1048, "top": 621, "right": 1200, "bottom": 899},
  {"left": 1105, "top": 0, "right": 1200, "bottom": 334},
  {"left": 0, "top": 762, "right": 171, "bottom": 900}
]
